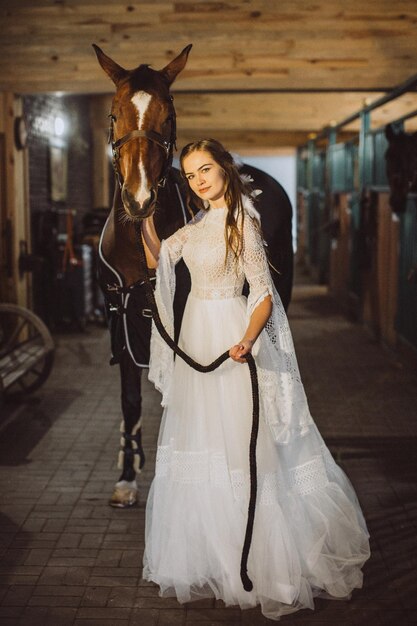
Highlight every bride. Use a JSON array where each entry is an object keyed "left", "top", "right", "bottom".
[{"left": 140, "top": 138, "right": 370, "bottom": 621}]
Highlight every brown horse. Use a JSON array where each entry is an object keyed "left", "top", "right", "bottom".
[
  {"left": 385, "top": 123, "right": 417, "bottom": 213},
  {"left": 93, "top": 44, "right": 194, "bottom": 507},
  {"left": 93, "top": 44, "right": 294, "bottom": 508}
]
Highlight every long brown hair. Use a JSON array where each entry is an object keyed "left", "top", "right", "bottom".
[{"left": 179, "top": 139, "right": 254, "bottom": 261}]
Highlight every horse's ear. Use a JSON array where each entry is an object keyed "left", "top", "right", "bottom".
[
  {"left": 385, "top": 124, "right": 396, "bottom": 142},
  {"left": 160, "top": 44, "right": 192, "bottom": 85},
  {"left": 93, "top": 44, "right": 128, "bottom": 85}
]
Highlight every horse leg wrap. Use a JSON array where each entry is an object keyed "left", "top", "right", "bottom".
[{"left": 117, "top": 420, "right": 146, "bottom": 475}]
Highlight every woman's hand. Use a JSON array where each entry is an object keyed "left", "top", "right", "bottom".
[
  {"left": 229, "top": 295, "right": 271, "bottom": 363},
  {"left": 229, "top": 339, "right": 254, "bottom": 363}
]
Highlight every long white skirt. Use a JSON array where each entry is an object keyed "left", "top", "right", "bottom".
[{"left": 143, "top": 294, "right": 370, "bottom": 621}]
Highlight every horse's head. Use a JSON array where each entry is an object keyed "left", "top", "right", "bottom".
[
  {"left": 385, "top": 124, "right": 417, "bottom": 214},
  {"left": 93, "top": 44, "right": 192, "bottom": 219}
]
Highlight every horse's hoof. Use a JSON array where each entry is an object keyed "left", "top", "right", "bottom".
[{"left": 108, "top": 480, "right": 138, "bottom": 508}]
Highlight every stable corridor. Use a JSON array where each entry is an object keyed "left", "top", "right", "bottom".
[{"left": 0, "top": 277, "right": 416, "bottom": 626}]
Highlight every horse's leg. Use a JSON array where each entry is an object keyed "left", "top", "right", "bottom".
[
  {"left": 118, "top": 349, "right": 146, "bottom": 482},
  {"left": 109, "top": 350, "right": 145, "bottom": 508}
]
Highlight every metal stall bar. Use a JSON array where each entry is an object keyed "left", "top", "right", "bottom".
[{"left": 313, "top": 72, "right": 417, "bottom": 143}]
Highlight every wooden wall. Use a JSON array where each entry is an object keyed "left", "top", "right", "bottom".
[
  {"left": 362, "top": 193, "right": 399, "bottom": 347},
  {"left": 89, "top": 97, "right": 110, "bottom": 208},
  {"left": 0, "top": 94, "right": 31, "bottom": 307}
]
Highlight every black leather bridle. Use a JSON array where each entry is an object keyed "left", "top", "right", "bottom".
[{"left": 108, "top": 94, "right": 177, "bottom": 191}]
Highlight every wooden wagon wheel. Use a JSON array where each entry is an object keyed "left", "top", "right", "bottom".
[{"left": 0, "top": 303, "right": 54, "bottom": 398}]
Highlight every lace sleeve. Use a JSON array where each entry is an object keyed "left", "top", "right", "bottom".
[
  {"left": 149, "top": 211, "right": 204, "bottom": 405},
  {"left": 164, "top": 210, "right": 204, "bottom": 265},
  {"left": 148, "top": 239, "right": 176, "bottom": 406},
  {"left": 242, "top": 214, "right": 274, "bottom": 316},
  {"left": 164, "top": 224, "right": 189, "bottom": 266},
  {"left": 240, "top": 202, "right": 313, "bottom": 444}
]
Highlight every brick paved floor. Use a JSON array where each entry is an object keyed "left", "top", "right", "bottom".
[{"left": 1, "top": 279, "right": 417, "bottom": 626}]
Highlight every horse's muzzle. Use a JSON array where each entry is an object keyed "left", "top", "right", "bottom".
[{"left": 121, "top": 185, "right": 157, "bottom": 219}]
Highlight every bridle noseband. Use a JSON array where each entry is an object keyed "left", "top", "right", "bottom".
[{"left": 108, "top": 94, "right": 177, "bottom": 191}]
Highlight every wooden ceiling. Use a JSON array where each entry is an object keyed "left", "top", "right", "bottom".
[{"left": 1, "top": 0, "right": 417, "bottom": 148}]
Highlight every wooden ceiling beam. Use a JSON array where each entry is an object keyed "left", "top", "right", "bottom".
[{"left": 1, "top": 0, "right": 416, "bottom": 94}]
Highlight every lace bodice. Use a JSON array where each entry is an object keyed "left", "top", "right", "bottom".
[{"left": 165, "top": 206, "right": 274, "bottom": 308}]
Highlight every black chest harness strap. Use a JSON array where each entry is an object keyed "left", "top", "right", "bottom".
[{"left": 134, "top": 222, "right": 260, "bottom": 593}]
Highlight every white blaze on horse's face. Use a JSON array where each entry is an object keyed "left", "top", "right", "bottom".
[{"left": 131, "top": 91, "right": 153, "bottom": 206}]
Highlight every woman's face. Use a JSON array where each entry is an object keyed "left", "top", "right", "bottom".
[{"left": 182, "top": 150, "right": 227, "bottom": 208}]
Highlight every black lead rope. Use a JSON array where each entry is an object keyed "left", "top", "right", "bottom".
[{"left": 134, "top": 224, "right": 259, "bottom": 592}]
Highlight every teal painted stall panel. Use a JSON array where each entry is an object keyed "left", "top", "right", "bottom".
[
  {"left": 346, "top": 143, "right": 357, "bottom": 191},
  {"left": 348, "top": 193, "right": 362, "bottom": 298},
  {"left": 329, "top": 142, "right": 355, "bottom": 192},
  {"left": 397, "top": 198, "right": 417, "bottom": 349},
  {"left": 307, "top": 192, "right": 321, "bottom": 266},
  {"left": 363, "top": 133, "right": 374, "bottom": 188},
  {"left": 330, "top": 144, "right": 346, "bottom": 190},
  {"left": 305, "top": 190, "right": 330, "bottom": 282},
  {"left": 362, "top": 129, "right": 389, "bottom": 188},
  {"left": 312, "top": 152, "right": 325, "bottom": 190},
  {"left": 373, "top": 130, "right": 389, "bottom": 187},
  {"left": 297, "top": 154, "right": 308, "bottom": 189},
  {"left": 318, "top": 192, "right": 330, "bottom": 283}
]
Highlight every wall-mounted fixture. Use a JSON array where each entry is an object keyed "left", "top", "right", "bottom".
[
  {"left": 14, "top": 116, "right": 28, "bottom": 150},
  {"left": 54, "top": 115, "right": 66, "bottom": 137}
]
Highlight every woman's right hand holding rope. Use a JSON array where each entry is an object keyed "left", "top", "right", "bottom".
[{"left": 229, "top": 338, "right": 254, "bottom": 363}]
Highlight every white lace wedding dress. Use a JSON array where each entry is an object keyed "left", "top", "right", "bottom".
[{"left": 143, "top": 198, "right": 370, "bottom": 621}]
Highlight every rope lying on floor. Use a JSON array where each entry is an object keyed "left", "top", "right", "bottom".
[{"left": 134, "top": 223, "right": 259, "bottom": 592}]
